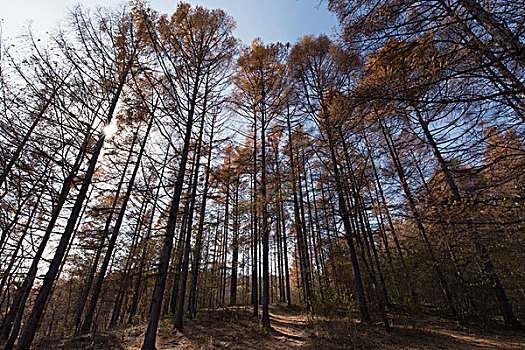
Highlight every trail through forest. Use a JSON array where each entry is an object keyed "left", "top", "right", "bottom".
[
  {"left": 36, "top": 305, "right": 525, "bottom": 349},
  {"left": 2, "top": 2, "right": 525, "bottom": 350},
  {"left": 120, "top": 306, "right": 310, "bottom": 349}
]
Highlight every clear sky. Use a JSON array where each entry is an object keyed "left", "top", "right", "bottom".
[{"left": 0, "top": 0, "right": 337, "bottom": 45}]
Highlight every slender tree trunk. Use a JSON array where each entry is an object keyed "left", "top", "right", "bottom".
[
  {"left": 286, "top": 112, "right": 312, "bottom": 313},
  {"left": 169, "top": 197, "right": 191, "bottom": 315},
  {"left": 301, "top": 148, "right": 324, "bottom": 299},
  {"left": 309, "top": 170, "right": 328, "bottom": 291},
  {"left": 230, "top": 181, "right": 240, "bottom": 306},
  {"left": 82, "top": 112, "right": 154, "bottom": 333},
  {"left": 73, "top": 128, "right": 140, "bottom": 333},
  {"left": 141, "top": 58, "right": 202, "bottom": 349},
  {"left": 377, "top": 116, "right": 459, "bottom": 320},
  {"left": 13, "top": 60, "right": 131, "bottom": 350},
  {"left": 15, "top": 131, "right": 104, "bottom": 349},
  {"left": 260, "top": 94, "right": 270, "bottom": 328},
  {"left": 128, "top": 143, "right": 171, "bottom": 324},
  {"left": 188, "top": 115, "right": 215, "bottom": 319},
  {"left": 279, "top": 183, "right": 291, "bottom": 306},
  {"left": 413, "top": 108, "right": 521, "bottom": 328},
  {"left": 220, "top": 155, "right": 231, "bottom": 306},
  {"left": 338, "top": 128, "right": 390, "bottom": 327},
  {"left": 297, "top": 160, "right": 314, "bottom": 301},
  {"left": 273, "top": 155, "right": 285, "bottom": 302},
  {"left": 320, "top": 108, "right": 370, "bottom": 323},
  {"left": 0, "top": 89, "right": 57, "bottom": 195},
  {"left": 173, "top": 106, "right": 206, "bottom": 330},
  {"left": 110, "top": 200, "right": 147, "bottom": 327},
  {"left": 251, "top": 115, "right": 258, "bottom": 317},
  {"left": 0, "top": 172, "right": 47, "bottom": 298},
  {"left": 1, "top": 124, "right": 92, "bottom": 347}
]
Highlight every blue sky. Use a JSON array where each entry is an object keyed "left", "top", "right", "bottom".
[{"left": 0, "top": 0, "right": 337, "bottom": 45}]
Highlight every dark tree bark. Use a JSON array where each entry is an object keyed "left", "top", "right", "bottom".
[
  {"left": 1, "top": 124, "right": 92, "bottom": 348},
  {"left": 322, "top": 113, "right": 370, "bottom": 324},
  {"left": 128, "top": 142, "right": 171, "bottom": 324},
  {"left": 251, "top": 116, "right": 259, "bottom": 317},
  {"left": 13, "top": 57, "right": 132, "bottom": 350},
  {"left": 81, "top": 110, "right": 155, "bottom": 333},
  {"left": 0, "top": 89, "right": 58, "bottom": 196},
  {"left": 188, "top": 115, "right": 216, "bottom": 319},
  {"left": 286, "top": 112, "right": 312, "bottom": 313},
  {"left": 229, "top": 180, "right": 240, "bottom": 306},
  {"left": 141, "top": 52, "right": 201, "bottom": 350},
  {"left": 73, "top": 128, "right": 140, "bottom": 333},
  {"left": 260, "top": 88, "right": 270, "bottom": 329},
  {"left": 173, "top": 104, "right": 206, "bottom": 330},
  {"left": 413, "top": 107, "right": 521, "bottom": 328},
  {"left": 377, "top": 116, "right": 459, "bottom": 320}
]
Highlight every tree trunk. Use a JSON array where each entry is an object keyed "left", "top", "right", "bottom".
[
  {"left": 81, "top": 111, "right": 154, "bottom": 333},
  {"left": 377, "top": 116, "right": 459, "bottom": 320},
  {"left": 13, "top": 59, "right": 131, "bottom": 350},
  {"left": 173, "top": 105, "right": 206, "bottom": 330},
  {"left": 251, "top": 115, "right": 258, "bottom": 317},
  {"left": 320, "top": 108, "right": 370, "bottom": 324},
  {"left": 1, "top": 124, "right": 92, "bottom": 347},
  {"left": 73, "top": 128, "right": 140, "bottom": 333},
  {"left": 188, "top": 115, "right": 216, "bottom": 319},
  {"left": 141, "top": 58, "right": 201, "bottom": 349},
  {"left": 286, "top": 112, "right": 312, "bottom": 314},
  {"left": 413, "top": 107, "right": 521, "bottom": 328},
  {"left": 230, "top": 181, "right": 240, "bottom": 306}
]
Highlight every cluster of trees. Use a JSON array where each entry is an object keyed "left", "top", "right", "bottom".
[{"left": 0, "top": 1, "right": 523, "bottom": 349}]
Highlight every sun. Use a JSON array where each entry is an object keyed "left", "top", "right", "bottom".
[{"left": 103, "top": 120, "right": 118, "bottom": 138}]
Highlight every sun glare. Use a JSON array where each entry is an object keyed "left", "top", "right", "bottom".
[{"left": 104, "top": 120, "right": 118, "bottom": 138}]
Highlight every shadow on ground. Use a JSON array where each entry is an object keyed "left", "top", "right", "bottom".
[{"left": 35, "top": 305, "right": 525, "bottom": 349}]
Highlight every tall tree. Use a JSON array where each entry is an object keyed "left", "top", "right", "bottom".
[
  {"left": 233, "top": 39, "right": 288, "bottom": 328},
  {"left": 289, "top": 35, "right": 372, "bottom": 324},
  {"left": 138, "top": 3, "right": 236, "bottom": 348}
]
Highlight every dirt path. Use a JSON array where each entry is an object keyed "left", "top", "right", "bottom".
[
  {"left": 120, "top": 305, "right": 310, "bottom": 349},
  {"left": 265, "top": 306, "right": 309, "bottom": 348}
]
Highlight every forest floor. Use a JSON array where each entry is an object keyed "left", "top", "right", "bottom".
[{"left": 35, "top": 305, "right": 525, "bottom": 349}]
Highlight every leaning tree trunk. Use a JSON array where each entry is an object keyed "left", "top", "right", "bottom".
[
  {"left": 13, "top": 59, "right": 132, "bottom": 350},
  {"left": 141, "top": 61, "right": 202, "bottom": 349},
  {"left": 413, "top": 107, "right": 521, "bottom": 328},
  {"left": 320, "top": 106, "right": 370, "bottom": 324},
  {"left": 0, "top": 168, "right": 48, "bottom": 299},
  {"left": 377, "top": 116, "right": 459, "bottom": 320},
  {"left": 81, "top": 111, "right": 155, "bottom": 333},
  {"left": 0, "top": 121, "right": 93, "bottom": 347},
  {"left": 128, "top": 142, "right": 171, "bottom": 324},
  {"left": 173, "top": 103, "right": 207, "bottom": 330},
  {"left": 188, "top": 114, "right": 216, "bottom": 319},
  {"left": 73, "top": 128, "right": 139, "bottom": 333}
]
